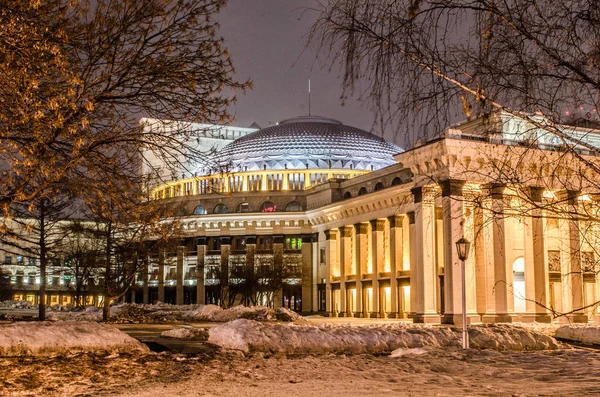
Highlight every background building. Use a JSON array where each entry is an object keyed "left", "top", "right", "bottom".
[{"left": 3, "top": 113, "right": 600, "bottom": 324}]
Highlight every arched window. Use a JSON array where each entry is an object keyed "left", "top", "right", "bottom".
[
  {"left": 285, "top": 201, "right": 303, "bottom": 212},
  {"left": 343, "top": 192, "right": 352, "bottom": 200},
  {"left": 259, "top": 201, "right": 277, "bottom": 212},
  {"left": 193, "top": 205, "right": 207, "bottom": 215},
  {"left": 236, "top": 202, "right": 252, "bottom": 213},
  {"left": 374, "top": 182, "right": 384, "bottom": 191},
  {"left": 213, "top": 203, "right": 228, "bottom": 214},
  {"left": 391, "top": 177, "right": 402, "bottom": 186},
  {"left": 358, "top": 187, "right": 368, "bottom": 196},
  {"left": 176, "top": 207, "right": 187, "bottom": 216}
]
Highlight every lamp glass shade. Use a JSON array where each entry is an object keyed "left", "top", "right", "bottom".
[{"left": 455, "top": 237, "right": 470, "bottom": 261}]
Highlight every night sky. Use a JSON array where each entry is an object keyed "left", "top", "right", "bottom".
[{"left": 218, "top": 1, "right": 400, "bottom": 146}]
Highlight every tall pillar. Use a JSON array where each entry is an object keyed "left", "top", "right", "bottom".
[
  {"left": 273, "top": 235, "right": 284, "bottom": 309},
  {"left": 324, "top": 229, "right": 339, "bottom": 316},
  {"left": 158, "top": 250, "right": 165, "bottom": 303},
  {"left": 176, "top": 246, "right": 185, "bottom": 305},
  {"left": 441, "top": 180, "right": 478, "bottom": 325},
  {"left": 340, "top": 226, "right": 353, "bottom": 316},
  {"left": 481, "top": 185, "right": 512, "bottom": 323},
  {"left": 388, "top": 215, "right": 403, "bottom": 318},
  {"left": 354, "top": 223, "right": 368, "bottom": 317},
  {"left": 301, "top": 234, "right": 315, "bottom": 314},
  {"left": 408, "top": 211, "right": 417, "bottom": 317},
  {"left": 370, "top": 219, "right": 386, "bottom": 317},
  {"left": 142, "top": 257, "right": 149, "bottom": 304},
  {"left": 522, "top": 188, "right": 551, "bottom": 322},
  {"left": 220, "top": 237, "right": 231, "bottom": 307},
  {"left": 196, "top": 238, "right": 206, "bottom": 305},
  {"left": 411, "top": 186, "right": 440, "bottom": 323},
  {"left": 557, "top": 190, "right": 587, "bottom": 323}
]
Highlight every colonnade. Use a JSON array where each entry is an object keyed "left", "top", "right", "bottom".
[{"left": 322, "top": 181, "right": 598, "bottom": 323}]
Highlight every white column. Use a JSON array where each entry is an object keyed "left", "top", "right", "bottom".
[{"left": 412, "top": 186, "right": 440, "bottom": 323}]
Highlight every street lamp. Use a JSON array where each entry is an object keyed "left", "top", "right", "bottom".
[{"left": 455, "top": 237, "right": 471, "bottom": 349}]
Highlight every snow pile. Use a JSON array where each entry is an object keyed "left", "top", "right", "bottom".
[
  {"left": 0, "top": 300, "right": 35, "bottom": 309},
  {"left": 390, "top": 347, "right": 429, "bottom": 357},
  {"left": 188, "top": 305, "right": 303, "bottom": 323},
  {"left": 161, "top": 327, "right": 208, "bottom": 340},
  {"left": 555, "top": 324, "right": 600, "bottom": 346},
  {"left": 208, "top": 320, "right": 560, "bottom": 354},
  {"left": 0, "top": 321, "right": 148, "bottom": 356}
]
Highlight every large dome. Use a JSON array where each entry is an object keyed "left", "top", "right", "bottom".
[{"left": 214, "top": 116, "right": 403, "bottom": 172}]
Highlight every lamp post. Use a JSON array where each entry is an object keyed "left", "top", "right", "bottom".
[{"left": 455, "top": 237, "right": 471, "bottom": 349}]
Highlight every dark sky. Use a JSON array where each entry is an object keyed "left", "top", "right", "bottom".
[{"left": 218, "top": 1, "right": 399, "bottom": 145}]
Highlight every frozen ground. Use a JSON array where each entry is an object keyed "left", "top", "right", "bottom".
[{"left": 2, "top": 348, "right": 600, "bottom": 396}]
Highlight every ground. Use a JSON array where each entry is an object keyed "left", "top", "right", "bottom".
[
  {"left": 2, "top": 348, "right": 600, "bottom": 396},
  {"left": 1, "top": 304, "right": 599, "bottom": 396}
]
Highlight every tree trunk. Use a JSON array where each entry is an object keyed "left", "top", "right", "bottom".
[
  {"left": 103, "top": 297, "right": 111, "bottom": 321},
  {"left": 38, "top": 200, "right": 46, "bottom": 321}
]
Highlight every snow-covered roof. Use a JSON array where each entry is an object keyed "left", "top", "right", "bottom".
[{"left": 213, "top": 116, "right": 403, "bottom": 173}]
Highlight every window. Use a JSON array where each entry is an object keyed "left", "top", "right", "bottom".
[
  {"left": 193, "top": 205, "right": 207, "bottom": 215},
  {"left": 358, "top": 187, "right": 368, "bottom": 196},
  {"left": 4, "top": 256, "right": 11, "bottom": 264},
  {"left": 285, "top": 201, "right": 303, "bottom": 212},
  {"left": 374, "top": 182, "right": 384, "bottom": 191},
  {"left": 257, "top": 236, "right": 273, "bottom": 250},
  {"left": 213, "top": 203, "right": 228, "bottom": 214},
  {"left": 236, "top": 202, "right": 252, "bottom": 213},
  {"left": 28, "top": 258, "right": 36, "bottom": 265},
  {"left": 16, "top": 255, "right": 23, "bottom": 264},
  {"left": 343, "top": 192, "right": 352, "bottom": 200},
  {"left": 320, "top": 248, "right": 326, "bottom": 264},
  {"left": 391, "top": 177, "right": 402, "bottom": 186},
  {"left": 176, "top": 207, "right": 187, "bottom": 216},
  {"left": 259, "top": 201, "right": 276, "bottom": 212},
  {"left": 231, "top": 237, "right": 246, "bottom": 250},
  {"left": 285, "top": 237, "right": 302, "bottom": 250}
]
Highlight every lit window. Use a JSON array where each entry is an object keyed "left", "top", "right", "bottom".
[
  {"left": 285, "top": 237, "right": 302, "bottom": 250},
  {"left": 193, "top": 205, "right": 207, "bottom": 215},
  {"left": 259, "top": 201, "right": 276, "bottom": 212}
]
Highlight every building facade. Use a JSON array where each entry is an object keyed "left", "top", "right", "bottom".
[{"left": 3, "top": 113, "right": 600, "bottom": 324}]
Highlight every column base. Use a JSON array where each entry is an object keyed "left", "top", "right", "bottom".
[
  {"left": 558, "top": 314, "right": 588, "bottom": 324},
  {"left": 441, "top": 313, "right": 480, "bottom": 326},
  {"left": 338, "top": 312, "right": 348, "bottom": 317},
  {"left": 413, "top": 313, "right": 441, "bottom": 323},
  {"left": 519, "top": 313, "right": 552, "bottom": 323},
  {"left": 386, "top": 312, "right": 398, "bottom": 319},
  {"left": 354, "top": 312, "right": 365, "bottom": 318},
  {"left": 369, "top": 312, "right": 381, "bottom": 318},
  {"left": 481, "top": 313, "right": 515, "bottom": 323}
]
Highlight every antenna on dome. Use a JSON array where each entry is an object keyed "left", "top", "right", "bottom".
[{"left": 308, "top": 79, "right": 311, "bottom": 116}]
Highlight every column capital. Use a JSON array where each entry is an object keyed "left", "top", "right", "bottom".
[
  {"left": 355, "top": 222, "right": 369, "bottom": 235},
  {"left": 440, "top": 179, "right": 466, "bottom": 197},
  {"left": 556, "top": 189, "right": 580, "bottom": 205},
  {"left": 324, "top": 229, "right": 339, "bottom": 241},
  {"left": 482, "top": 183, "right": 506, "bottom": 199},
  {"left": 370, "top": 219, "right": 387, "bottom": 231},
  {"left": 388, "top": 214, "right": 404, "bottom": 228},
  {"left": 341, "top": 225, "right": 354, "bottom": 238}
]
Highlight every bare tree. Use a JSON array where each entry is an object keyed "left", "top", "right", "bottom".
[
  {"left": 311, "top": 0, "right": 600, "bottom": 320},
  {"left": 0, "top": 0, "right": 249, "bottom": 221}
]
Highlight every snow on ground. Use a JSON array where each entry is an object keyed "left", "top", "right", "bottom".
[
  {"left": 161, "top": 327, "right": 208, "bottom": 340},
  {"left": 0, "top": 321, "right": 147, "bottom": 356},
  {"left": 556, "top": 324, "right": 600, "bottom": 345},
  {"left": 208, "top": 319, "right": 560, "bottom": 354}
]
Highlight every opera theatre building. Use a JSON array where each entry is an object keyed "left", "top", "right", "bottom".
[
  {"left": 3, "top": 112, "right": 600, "bottom": 325},
  {"left": 136, "top": 112, "right": 600, "bottom": 324}
]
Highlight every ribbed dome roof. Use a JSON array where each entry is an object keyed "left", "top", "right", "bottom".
[{"left": 213, "top": 116, "right": 402, "bottom": 172}]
